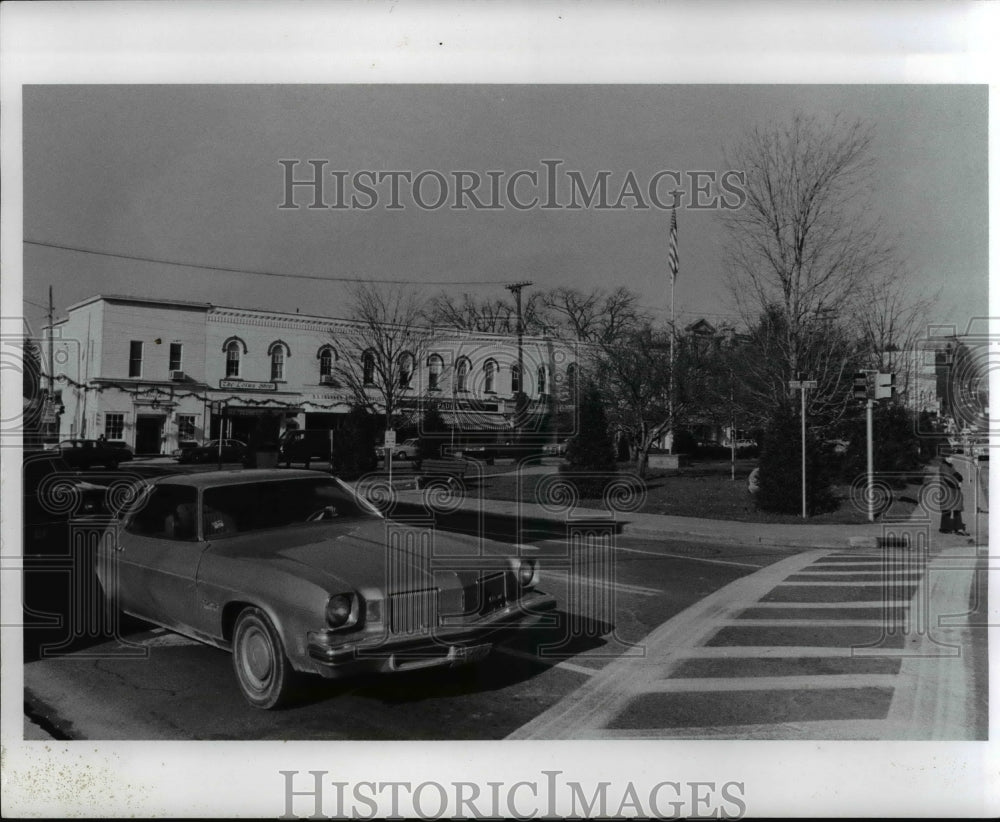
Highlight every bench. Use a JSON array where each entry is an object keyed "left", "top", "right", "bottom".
[{"left": 415, "top": 457, "right": 469, "bottom": 490}]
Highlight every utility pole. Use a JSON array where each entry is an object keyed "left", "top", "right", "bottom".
[
  {"left": 45, "top": 286, "right": 56, "bottom": 439},
  {"left": 506, "top": 281, "right": 532, "bottom": 438}
]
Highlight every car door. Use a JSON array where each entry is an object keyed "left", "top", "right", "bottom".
[{"left": 115, "top": 484, "right": 209, "bottom": 634}]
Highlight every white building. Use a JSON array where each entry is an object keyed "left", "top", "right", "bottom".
[{"left": 45, "top": 295, "right": 575, "bottom": 454}]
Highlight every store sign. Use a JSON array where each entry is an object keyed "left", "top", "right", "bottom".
[{"left": 219, "top": 379, "right": 278, "bottom": 391}]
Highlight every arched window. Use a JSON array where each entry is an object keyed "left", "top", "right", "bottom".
[
  {"left": 484, "top": 359, "right": 497, "bottom": 393},
  {"left": 537, "top": 365, "right": 546, "bottom": 395},
  {"left": 398, "top": 352, "right": 414, "bottom": 388},
  {"left": 511, "top": 363, "right": 521, "bottom": 393},
  {"left": 455, "top": 357, "right": 470, "bottom": 392},
  {"left": 225, "top": 340, "right": 241, "bottom": 377},
  {"left": 268, "top": 341, "right": 290, "bottom": 381},
  {"left": 362, "top": 350, "right": 376, "bottom": 385},
  {"left": 427, "top": 354, "right": 443, "bottom": 391},
  {"left": 271, "top": 348, "right": 285, "bottom": 381},
  {"left": 317, "top": 345, "right": 337, "bottom": 378}
]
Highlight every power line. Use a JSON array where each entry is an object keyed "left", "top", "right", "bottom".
[{"left": 24, "top": 239, "right": 510, "bottom": 287}]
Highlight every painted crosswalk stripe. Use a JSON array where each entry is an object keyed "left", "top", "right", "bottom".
[
  {"left": 674, "top": 646, "right": 888, "bottom": 658},
  {"left": 638, "top": 673, "right": 899, "bottom": 692},
  {"left": 774, "top": 580, "right": 917, "bottom": 587},
  {"left": 722, "top": 618, "right": 902, "bottom": 627},
  {"left": 748, "top": 600, "right": 911, "bottom": 609}
]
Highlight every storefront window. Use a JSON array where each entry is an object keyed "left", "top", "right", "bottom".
[{"left": 105, "top": 413, "right": 125, "bottom": 440}]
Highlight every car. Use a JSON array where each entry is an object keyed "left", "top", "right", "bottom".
[
  {"left": 172, "top": 439, "right": 199, "bottom": 458},
  {"left": 457, "top": 444, "right": 496, "bottom": 465},
  {"left": 543, "top": 439, "right": 572, "bottom": 457},
  {"left": 177, "top": 439, "right": 247, "bottom": 464},
  {"left": 57, "top": 438, "right": 128, "bottom": 469},
  {"left": 23, "top": 451, "right": 109, "bottom": 550},
  {"left": 392, "top": 438, "right": 421, "bottom": 460},
  {"left": 97, "top": 470, "right": 557, "bottom": 708},
  {"left": 279, "top": 429, "right": 336, "bottom": 466}
]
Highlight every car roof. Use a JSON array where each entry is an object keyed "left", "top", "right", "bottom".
[{"left": 154, "top": 469, "right": 330, "bottom": 489}]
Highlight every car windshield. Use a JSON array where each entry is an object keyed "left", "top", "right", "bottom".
[{"left": 201, "top": 477, "right": 379, "bottom": 537}]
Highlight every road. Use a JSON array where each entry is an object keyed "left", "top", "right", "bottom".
[{"left": 21, "top": 460, "right": 986, "bottom": 740}]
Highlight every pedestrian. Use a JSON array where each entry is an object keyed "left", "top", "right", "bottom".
[{"left": 938, "top": 457, "right": 968, "bottom": 535}]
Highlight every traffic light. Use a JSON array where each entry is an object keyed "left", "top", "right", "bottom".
[
  {"left": 875, "top": 372, "right": 895, "bottom": 400},
  {"left": 852, "top": 372, "right": 869, "bottom": 401}
]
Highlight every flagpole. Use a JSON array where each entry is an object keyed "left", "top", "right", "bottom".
[
  {"left": 669, "top": 270, "right": 675, "bottom": 453},
  {"left": 667, "top": 207, "right": 678, "bottom": 454}
]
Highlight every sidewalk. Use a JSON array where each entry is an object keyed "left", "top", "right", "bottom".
[{"left": 391, "top": 484, "right": 988, "bottom": 551}]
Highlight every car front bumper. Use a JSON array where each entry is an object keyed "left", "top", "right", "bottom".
[{"left": 305, "top": 590, "right": 557, "bottom": 677}]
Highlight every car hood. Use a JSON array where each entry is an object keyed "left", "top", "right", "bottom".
[{"left": 206, "top": 518, "right": 515, "bottom": 593}]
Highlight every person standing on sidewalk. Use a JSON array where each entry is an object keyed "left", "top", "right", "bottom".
[{"left": 939, "top": 457, "right": 969, "bottom": 535}]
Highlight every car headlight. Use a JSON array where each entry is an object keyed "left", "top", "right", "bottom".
[
  {"left": 325, "top": 593, "right": 358, "bottom": 629},
  {"left": 515, "top": 558, "right": 537, "bottom": 589}
]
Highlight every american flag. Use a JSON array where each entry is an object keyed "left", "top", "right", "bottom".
[{"left": 667, "top": 207, "right": 679, "bottom": 284}]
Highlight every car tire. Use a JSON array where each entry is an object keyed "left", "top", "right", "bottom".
[{"left": 232, "top": 607, "right": 295, "bottom": 709}]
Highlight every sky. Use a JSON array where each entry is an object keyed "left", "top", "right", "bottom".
[{"left": 21, "top": 84, "right": 987, "bottom": 338}]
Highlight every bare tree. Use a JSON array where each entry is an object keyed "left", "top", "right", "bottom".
[
  {"left": 424, "top": 292, "right": 546, "bottom": 335},
  {"left": 854, "top": 268, "right": 938, "bottom": 399},
  {"left": 332, "top": 284, "right": 437, "bottom": 429},
  {"left": 540, "top": 286, "right": 649, "bottom": 345},
  {"left": 722, "top": 113, "right": 900, "bottom": 416},
  {"left": 593, "top": 322, "right": 724, "bottom": 477}
]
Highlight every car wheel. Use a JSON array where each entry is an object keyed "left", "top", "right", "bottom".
[{"left": 232, "top": 607, "right": 295, "bottom": 709}]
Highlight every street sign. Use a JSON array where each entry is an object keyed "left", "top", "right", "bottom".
[
  {"left": 384, "top": 429, "right": 396, "bottom": 448},
  {"left": 789, "top": 380, "right": 818, "bottom": 389}
]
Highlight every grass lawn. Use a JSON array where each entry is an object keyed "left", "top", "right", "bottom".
[{"left": 475, "top": 459, "right": 924, "bottom": 525}]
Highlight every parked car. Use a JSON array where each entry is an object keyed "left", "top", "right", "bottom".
[
  {"left": 279, "top": 429, "right": 334, "bottom": 466},
  {"left": 543, "top": 439, "right": 572, "bottom": 457},
  {"left": 171, "top": 439, "right": 200, "bottom": 458},
  {"left": 58, "top": 438, "right": 130, "bottom": 469},
  {"left": 457, "top": 444, "right": 496, "bottom": 465},
  {"left": 23, "top": 451, "right": 109, "bottom": 549},
  {"left": 392, "top": 438, "right": 421, "bottom": 460},
  {"left": 97, "top": 470, "right": 557, "bottom": 708},
  {"left": 177, "top": 439, "right": 247, "bottom": 464}
]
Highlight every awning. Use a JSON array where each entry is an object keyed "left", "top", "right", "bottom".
[{"left": 440, "top": 412, "right": 513, "bottom": 432}]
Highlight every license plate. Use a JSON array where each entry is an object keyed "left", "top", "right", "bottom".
[{"left": 480, "top": 574, "right": 506, "bottom": 612}]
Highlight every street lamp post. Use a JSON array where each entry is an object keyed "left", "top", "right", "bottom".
[{"left": 789, "top": 376, "right": 817, "bottom": 519}]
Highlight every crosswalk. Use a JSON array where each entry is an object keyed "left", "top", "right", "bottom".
[{"left": 508, "top": 546, "right": 981, "bottom": 740}]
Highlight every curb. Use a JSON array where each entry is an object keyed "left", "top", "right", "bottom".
[{"left": 386, "top": 495, "right": 888, "bottom": 550}]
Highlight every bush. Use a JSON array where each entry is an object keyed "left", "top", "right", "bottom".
[
  {"left": 562, "top": 380, "right": 616, "bottom": 496},
  {"left": 756, "top": 405, "right": 838, "bottom": 515},
  {"left": 418, "top": 403, "right": 448, "bottom": 461},
  {"left": 839, "top": 403, "right": 924, "bottom": 486},
  {"left": 334, "top": 406, "right": 378, "bottom": 478}
]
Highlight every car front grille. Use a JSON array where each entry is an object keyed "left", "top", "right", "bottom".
[{"left": 388, "top": 588, "right": 439, "bottom": 634}]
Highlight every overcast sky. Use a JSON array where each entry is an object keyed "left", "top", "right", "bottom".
[{"left": 22, "top": 84, "right": 987, "bottom": 337}]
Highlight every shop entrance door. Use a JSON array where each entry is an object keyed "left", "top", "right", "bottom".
[{"left": 135, "top": 416, "right": 164, "bottom": 455}]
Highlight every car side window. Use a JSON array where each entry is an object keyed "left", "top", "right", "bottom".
[{"left": 126, "top": 485, "right": 199, "bottom": 541}]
